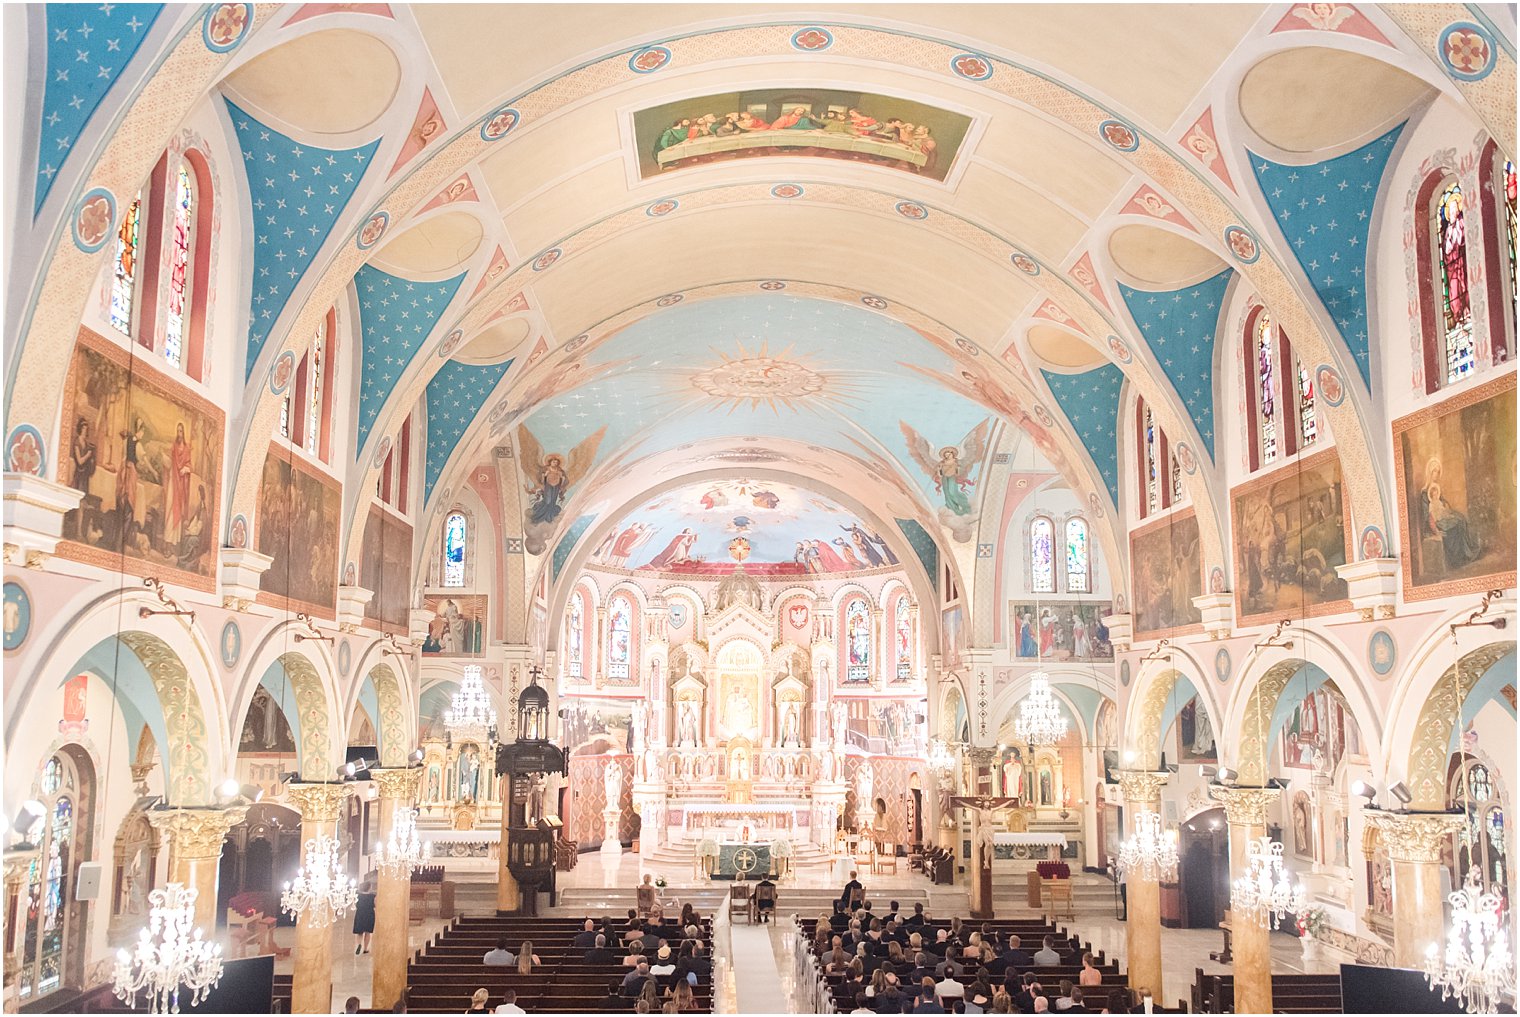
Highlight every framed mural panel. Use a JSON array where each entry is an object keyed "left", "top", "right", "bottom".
[
  {"left": 256, "top": 445, "right": 340, "bottom": 617},
  {"left": 629, "top": 87, "right": 975, "bottom": 183},
  {"left": 1009, "top": 601, "right": 1113, "bottom": 661},
  {"left": 1129, "top": 510, "right": 1203, "bottom": 639},
  {"left": 420, "top": 593, "right": 486, "bottom": 656},
  {"left": 1393, "top": 373, "right": 1517, "bottom": 601},
  {"left": 1230, "top": 447, "right": 1351, "bottom": 624},
  {"left": 361, "top": 504, "right": 412, "bottom": 632},
  {"left": 58, "top": 327, "right": 224, "bottom": 589},
  {"left": 1175, "top": 696, "right": 1217, "bottom": 764}
]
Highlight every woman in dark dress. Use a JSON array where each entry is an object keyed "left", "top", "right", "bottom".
[{"left": 353, "top": 874, "right": 377, "bottom": 954}]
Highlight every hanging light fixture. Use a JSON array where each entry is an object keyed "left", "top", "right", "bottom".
[
  {"left": 1425, "top": 867, "right": 1515, "bottom": 1013},
  {"left": 112, "top": 883, "right": 224, "bottom": 1014},
  {"left": 928, "top": 739, "right": 956, "bottom": 773},
  {"left": 1013, "top": 672, "right": 1067, "bottom": 747},
  {"left": 445, "top": 664, "right": 497, "bottom": 733},
  {"left": 1231, "top": 835, "right": 1305, "bottom": 929},
  {"left": 1116, "top": 810, "right": 1179, "bottom": 883},
  {"left": 372, "top": 805, "right": 432, "bottom": 878},
  {"left": 280, "top": 834, "right": 358, "bottom": 927}
]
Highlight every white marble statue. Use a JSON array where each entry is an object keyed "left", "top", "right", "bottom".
[{"left": 604, "top": 752, "right": 623, "bottom": 807}]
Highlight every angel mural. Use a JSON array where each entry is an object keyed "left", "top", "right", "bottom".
[
  {"left": 900, "top": 418, "right": 990, "bottom": 541},
  {"left": 516, "top": 424, "right": 607, "bottom": 553}
]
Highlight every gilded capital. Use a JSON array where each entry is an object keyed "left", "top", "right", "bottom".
[
  {"left": 966, "top": 747, "right": 997, "bottom": 766},
  {"left": 285, "top": 782, "right": 353, "bottom": 823},
  {"left": 370, "top": 767, "right": 423, "bottom": 802},
  {"left": 1116, "top": 770, "right": 1169, "bottom": 806},
  {"left": 1208, "top": 784, "right": 1281, "bottom": 825},
  {"left": 3, "top": 847, "right": 39, "bottom": 885},
  {"left": 147, "top": 806, "right": 248, "bottom": 859},
  {"left": 1364, "top": 811, "right": 1465, "bottom": 863}
]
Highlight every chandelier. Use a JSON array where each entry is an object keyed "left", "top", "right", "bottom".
[
  {"left": 1230, "top": 836, "right": 1305, "bottom": 929},
  {"left": 281, "top": 834, "right": 358, "bottom": 927},
  {"left": 1012, "top": 672, "right": 1067, "bottom": 747},
  {"left": 1116, "top": 811, "right": 1179, "bottom": 883},
  {"left": 928, "top": 739, "right": 956, "bottom": 773},
  {"left": 372, "top": 806, "right": 432, "bottom": 878},
  {"left": 445, "top": 664, "right": 497, "bottom": 732},
  {"left": 1425, "top": 868, "right": 1515, "bottom": 1014},
  {"left": 112, "top": 883, "right": 223, "bottom": 1014}
]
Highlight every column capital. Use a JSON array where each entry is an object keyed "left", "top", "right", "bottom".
[
  {"left": 965, "top": 747, "right": 997, "bottom": 765},
  {"left": 147, "top": 806, "right": 249, "bottom": 859},
  {"left": 1117, "top": 770, "right": 1169, "bottom": 806},
  {"left": 1208, "top": 785, "right": 1282, "bottom": 825},
  {"left": 1363, "top": 810, "right": 1465, "bottom": 863},
  {"left": 370, "top": 767, "right": 423, "bottom": 802},
  {"left": 3, "top": 847, "right": 38, "bottom": 885},
  {"left": 285, "top": 782, "right": 353, "bottom": 823}
]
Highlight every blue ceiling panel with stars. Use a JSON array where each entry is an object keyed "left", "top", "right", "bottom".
[
  {"left": 225, "top": 98, "right": 380, "bottom": 379},
  {"left": 424, "top": 358, "right": 514, "bottom": 500},
  {"left": 354, "top": 264, "right": 466, "bottom": 452},
  {"left": 1117, "top": 268, "right": 1232, "bottom": 459},
  {"left": 1250, "top": 123, "right": 1404, "bottom": 389},
  {"left": 1040, "top": 365, "right": 1125, "bottom": 504},
  {"left": 34, "top": 4, "right": 163, "bottom": 214}
]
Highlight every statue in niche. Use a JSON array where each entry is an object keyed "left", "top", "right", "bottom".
[
  {"left": 780, "top": 701, "right": 802, "bottom": 747},
  {"left": 631, "top": 703, "right": 648, "bottom": 751},
  {"left": 723, "top": 685, "right": 753, "bottom": 733},
  {"left": 604, "top": 753, "right": 623, "bottom": 808},
  {"left": 729, "top": 747, "right": 750, "bottom": 782},
  {"left": 677, "top": 698, "right": 700, "bottom": 747},
  {"left": 457, "top": 745, "right": 480, "bottom": 801},
  {"left": 819, "top": 748, "right": 836, "bottom": 782},
  {"left": 1038, "top": 768, "right": 1052, "bottom": 806},
  {"left": 1002, "top": 755, "right": 1024, "bottom": 800},
  {"left": 123, "top": 854, "right": 147, "bottom": 916},
  {"left": 831, "top": 702, "right": 849, "bottom": 748}
]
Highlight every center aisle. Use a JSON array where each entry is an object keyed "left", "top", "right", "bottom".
[{"left": 730, "top": 920, "right": 791, "bottom": 1013}]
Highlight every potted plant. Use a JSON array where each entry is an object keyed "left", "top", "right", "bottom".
[{"left": 1296, "top": 905, "right": 1327, "bottom": 960}]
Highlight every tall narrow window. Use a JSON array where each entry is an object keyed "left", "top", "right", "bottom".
[
  {"left": 1065, "top": 518, "right": 1090, "bottom": 593},
  {"left": 109, "top": 198, "right": 142, "bottom": 337},
  {"left": 1030, "top": 517, "right": 1055, "bottom": 593},
  {"left": 607, "top": 594, "right": 632, "bottom": 680},
  {"left": 1256, "top": 312, "right": 1279, "bottom": 465},
  {"left": 279, "top": 394, "right": 291, "bottom": 438},
  {"left": 566, "top": 591, "right": 584, "bottom": 680},
  {"left": 1504, "top": 158, "right": 1517, "bottom": 350},
  {"left": 845, "top": 597, "right": 871, "bottom": 681},
  {"left": 1169, "top": 449, "right": 1183, "bottom": 505},
  {"left": 163, "top": 165, "right": 195, "bottom": 369},
  {"left": 1436, "top": 182, "right": 1475, "bottom": 384},
  {"left": 894, "top": 595, "right": 912, "bottom": 680},
  {"left": 443, "top": 512, "right": 466, "bottom": 587},
  {"left": 1143, "top": 403, "right": 1160, "bottom": 516},
  {"left": 304, "top": 321, "right": 326, "bottom": 456},
  {"left": 1296, "top": 358, "right": 1317, "bottom": 449},
  {"left": 17, "top": 753, "right": 84, "bottom": 1002}
]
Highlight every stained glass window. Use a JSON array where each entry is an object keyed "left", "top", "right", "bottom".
[
  {"left": 1031, "top": 517, "right": 1054, "bottom": 593},
  {"left": 1486, "top": 807, "right": 1505, "bottom": 887},
  {"left": 109, "top": 197, "right": 142, "bottom": 336},
  {"left": 607, "top": 595, "right": 632, "bottom": 679},
  {"left": 1505, "top": 159, "right": 1517, "bottom": 343},
  {"left": 164, "top": 165, "right": 194, "bottom": 369},
  {"left": 279, "top": 395, "right": 291, "bottom": 438},
  {"left": 845, "top": 598, "right": 870, "bottom": 681},
  {"left": 1169, "top": 450, "right": 1183, "bottom": 505},
  {"left": 304, "top": 321, "right": 326, "bottom": 456},
  {"left": 1436, "top": 182, "right": 1475, "bottom": 384},
  {"left": 1451, "top": 759, "right": 1505, "bottom": 894},
  {"left": 1065, "top": 518, "right": 1090, "bottom": 593},
  {"left": 18, "top": 753, "right": 81, "bottom": 1002},
  {"left": 567, "top": 591, "right": 584, "bottom": 679},
  {"left": 443, "top": 512, "right": 466, "bottom": 587},
  {"left": 1142, "top": 403, "right": 1159, "bottom": 516},
  {"left": 1296, "top": 357, "right": 1317, "bottom": 449},
  {"left": 1256, "top": 312, "right": 1278, "bottom": 465},
  {"left": 894, "top": 595, "right": 912, "bottom": 680}
]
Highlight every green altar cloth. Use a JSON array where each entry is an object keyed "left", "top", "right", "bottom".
[{"left": 712, "top": 843, "right": 772, "bottom": 879}]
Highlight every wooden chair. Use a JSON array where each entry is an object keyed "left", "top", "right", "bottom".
[
  {"left": 875, "top": 843, "right": 898, "bottom": 875},
  {"left": 728, "top": 881, "right": 751, "bottom": 924},
  {"left": 854, "top": 838, "right": 874, "bottom": 872},
  {"left": 1041, "top": 877, "right": 1075, "bottom": 921}
]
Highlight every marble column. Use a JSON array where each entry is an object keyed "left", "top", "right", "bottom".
[
  {"left": 1117, "top": 771, "right": 1168, "bottom": 1002},
  {"left": 147, "top": 806, "right": 248, "bottom": 933},
  {"left": 1364, "top": 811, "right": 1465, "bottom": 968},
  {"left": 496, "top": 772, "right": 521, "bottom": 913},
  {"left": 369, "top": 768, "right": 422, "bottom": 1011},
  {"left": 1210, "top": 785, "right": 1281, "bottom": 1017},
  {"left": 286, "top": 783, "right": 353, "bottom": 1015}
]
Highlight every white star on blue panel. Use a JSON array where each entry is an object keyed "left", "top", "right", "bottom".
[
  {"left": 1040, "top": 365, "right": 1125, "bottom": 503},
  {"left": 423, "top": 359, "right": 515, "bottom": 499}
]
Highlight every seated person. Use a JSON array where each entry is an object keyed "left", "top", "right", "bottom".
[
  {"left": 483, "top": 937, "right": 516, "bottom": 966},
  {"left": 903, "top": 903, "right": 927, "bottom": 928},
  {"left": 1032, "top": 936, "right": 1061, "bottom": 966},
  {"left": 574, "top": 918, "right": 599, "bottom": 948},
  {"left": 754, "top": 875, "right": 777, "bottom": 921},
  {"left": 1003, "top": 936, "right": 1031, "bottom": 971},
  {"left": 1078, "top": 953, "right": 1102, "bottom": 987},
  {"left": 650, "top": 944, "right": 678, "bottom": 979},
  {"left": 839, "top": 870, "right": 865, "bottom": 910},
  {"left": 622, "top": 961, "right": 653, "bottom": 996},
  {"left": 831, "top": 901, "right": 854, "bottom": 932},
  {"left": 598, "top": 979, "right": 625, "bottom": 1011},
  {"left": 585, "top": 933, "right": 614, "bottom": 964}
]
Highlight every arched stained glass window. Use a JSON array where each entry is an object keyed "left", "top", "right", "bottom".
[
  {"left": 607, "top": 595, "right": 632, "bottom": 679},
  {"left": 1030, "top": 517, "right": 1054, "bottom": 593},
  {"left": 109, "top": 197, "right": 142, "bottom": 336},
  {"left": 1485, "top": 807, "right": 1505, "bottom": 888},
  {"left": 845, "top": 597, "right": 870, "bottom": 681},
  {"left": 1296, "top": 358, "right": 1317, "bottom": 449},
  {"left": 443, "top": 512, "right": 466, "bottom": 587},
  {"left": 1142, "top": 403, "right": 1159, "bottom": 516},
  {"left": 567, "top": 591, "right": 585, "bottom": 680},
  {"left": 894, "top": 596, "right": 912, "bottom": 680},
  {"left": 1436, "top": 182, "right": 1475, "bottom": 384},
  {"left": 17, "top": 753, "right": 83, "bottom": 1002},
  {"left": 1169, "top": 449, "right": 1184, "bottom": 505},
  {"left": 1506, "top": 159, "right": 1517, "bottom": 340},
  {"left": 1065, "top": 518, "right": 1090, "bottom": 593},
  {"left": 1256, "top": 312, "right": 1279, "bottom": 465},
  {"left": 163, "top": 164, "right": 194, "bottom": 369},
  {"left": 304, "top": 320, "right": 326, "bottom": 456},
  {"left": 1450, "top": 758, "right": 1506, "bottom": 895}
]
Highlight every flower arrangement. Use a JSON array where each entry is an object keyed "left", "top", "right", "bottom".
[
  {"left": 1296, "top": 904, "right": 1327, "bottom": 939},
  {"left": 651, "top": 873, "right": 668, "bottom": 889}
]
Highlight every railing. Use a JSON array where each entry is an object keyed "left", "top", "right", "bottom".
[{"left": 785, "top": 914, "right": 835, "bottom": 1013}]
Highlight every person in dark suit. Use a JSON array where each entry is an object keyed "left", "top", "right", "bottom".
[
  {"left": 904, "top": 903, "right": 927, "bottom": 928},
  {"left": 585, "top": 933, "right": 614, "bottom": 965},
  {"left": 839, "top": 871, "right": 864, "bottom": 910},
  {"left": 883, "top": 901, "right": 901, "bottom": 925},
  {"left": 574, "top": 919, "right": 599, "bottom": 949},
  {"left": 1004, "top": 935, "right": 1031, "bottom": 971},
  {"left": 911, "top": 978, "right": 947, "bottom": 1014}
]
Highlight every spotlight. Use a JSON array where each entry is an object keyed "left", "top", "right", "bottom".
[
  {"left": 1266, "top": 776, "right": 1289, "bottom": 790},
  {"left": 1215, "top": 767, "right": 1238, "bottom": 785},
  {"left": 1390, "top": 782, "right": 1412, "bottom": 806},
  {"left": 278, "top": 770, "right": 301, "bottom": 784},
  {"left": 410, "top": 749, "right": 425, "bottom": 765},
  {"left": 1200, "top": 764, "right": 1218, "bottom": 780},
  {"left": 338, "top": 762, "right": 356, "bottom": 779},
  {"left": 240, "top": 784, "right": 265, "bottom": 804},
  {"left": 1165, "top": 763, "right": 1179, "bottom": 773},
  {"left": 9, "top": 800, "right": 45, "bottom": 844},
  {"left": 217, "top": 778, "right": 241, "bottom": 801},
  {"left": 1350, "top": 780, "right": 1377, "bottom": 802}
]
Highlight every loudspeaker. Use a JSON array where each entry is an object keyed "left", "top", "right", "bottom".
[{"left": 75, "top": 861, "right": 103, "bottom": 901}]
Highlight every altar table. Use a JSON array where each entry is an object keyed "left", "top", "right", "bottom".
[{"left": 713, "top": 842, "right": 772, "bottom": 879}]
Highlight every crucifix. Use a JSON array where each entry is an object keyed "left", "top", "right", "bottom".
[{"left": 948, "top": 794, "right": 1020, "bottom": 917}]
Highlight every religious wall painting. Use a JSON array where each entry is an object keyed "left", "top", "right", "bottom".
[
  {"left": 1393, "top": 374, "right": 1517, "bottom": 600},
  {"left": 716, "top": 640, "right": 763, "bottom": 740},
  {"left": 1230, "top": 448, "right": 1351, "bottom": 623},
  {"left": 516, "top": 423, "right": 606, "bottom": 556},
  {"left": 360, "top": 505, "right": 412, "bottom": 631},
  {"left": 1175, "top": 695, "right": 1217, "bottom": 764},
  {"left": 420, "top": 594, "right": 486, "bottom": 656},
  {"left": 560, "top": 699, "right": 633, "bottom": 754},
  {"left": 58, "top": 328, "right": 224, "bottom": 588},
  {"left": 1129, "top": 510, "right": 1203, "bottom": 638},
  {"left": 237, "top": 685, "right": 297, "bottom": 755},
  {"left": 1291, "top": 790, "right": 1314, "bottom": 859},
  {"left": 256, "top": 447, "right": 340, "bottom": 616},
  {"left": 631, "top": 87, "right": 974, "bottom": 182},
  {"left": 940, "top": 605, "right": 964, "bottom": 667},
  {"left": 840, "top": 698, "right": 922, "bottom": 755},
  {"left": 1009, "top": 601, "right": 1114, "bottom": 661},
  {"left": 1279, "top": 685, "right": 1363, "bottom": 772},
  {"left": 901, "top": 418, "right": 991, "bottom": 542}
]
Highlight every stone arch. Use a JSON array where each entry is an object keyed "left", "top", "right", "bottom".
[
  {"left": 1393, "top": 639, "right": 1515, "bottom": 810},
  {"left": 1121, "top": 645, "right": 1221, "bottom": 771},
  {"left": 938, "top": 679, "right": 969, "bottom": 743},
  {"left": 232, "top": 623, "right": 343, "bottom": 781},
  {"left": 349, "top": 651, "right": 413, "bottom": 768},
  {"left": 989, "top": 667, "right": 1101, "bottom": 748}
]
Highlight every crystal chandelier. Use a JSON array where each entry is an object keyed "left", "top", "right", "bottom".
[
  {"left": 372, "top": 806, "right": 432, "bottom": 878},
  {"left": 1012, "top": 672, "right": 1067, "bottom": 747},
  {"left": 112, "top": 883, "right": 223, "bottom": 1014},
  {"left": 445, "top": 664, "right": 497, "bottom": 732},
  {"left": 928, "top": 739, "right": 956, "bottom": 773},
  {"left": 1425, "top": 868, "right": 1515, "bottom": 1014},
  {"left": 281, "top": 834, "right": 358, "bottom": 927},
  {"left": 1116, "top": 811, "right": 1179, "bottom": 883},
  {"left": 1230, "top": 835, "right": 1305, "bottom": 929}
]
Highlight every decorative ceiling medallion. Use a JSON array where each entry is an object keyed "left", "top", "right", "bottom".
[
  {"left": 1033, "top": 404, "right": 1054, "bottom": 427},
  {"left": 645, "top": 198, "right": 679, "bottom": 217},
  {"left": 228, "top": 514, "right": 249, "bottom": 549},
  {"left": 1367, "top": 628, "right": 1396, "bottom": 677},
  {"left": 1437, "top": 21, "right": 1497, "bottom": 81},
  {"left": 954, "top": 337, "right": 979, "bottom": 357},
  {"left": 1175, "top": 441, "right": 1197, "bottom": 474},
  {"left": 1120, "top": 659, "right": 1131, "bottom": 687},
  {"left": 895, "top": 200, "right": 929, "bottom": 220},
  {"left": 1107, "top": 335, "right": 1133, "bottom": 363},
  {"left": 438, "top": 329, "right": 464, "bottom": 358},
  {"left": 564, "top": 333, "right": 590, "bottom": 353},
  {"left": 628, "top": 45, "right": 672, "bottom": 73},
  {"left": 480, "top": 105, "right": 520, "bottom": 141},
  {"left": 1359, "top": 525, "right": 1387, "bottom": 561},
  {"left": 356, "top": 210, "right": 389, "bottom": 250},
  {"left": 791, "top": 27, "right": 834, "bottom": 51},
  {"left": 1098, "top": 119, "right": 1140, "bottom": 152},
  {"left": 203, "top": 3, "right": 253, "bottom": 52},
  {"left": 656, "top": 293, "right": 684, "bottom": 307},
  {"left": 337, "top": 639, "right": 352, "bottom": 676},
  {"left": 1087, "top": 491, "right": 1105, "bottom": 518},
  {"left": 4, "top": 581, "right": 32, "bottom": 653},
  {"left": 219, "top": 620, "right": 241, "bottom": 669},
  {"left": 269, "top": 350, "right": 297, "bottom": 394},
  {"left": 531, "top": 248, "right": 562, "bottom": 271},
  {"left": 1314, "top": 364, "right": 1345, "bottom": 406},
  {"left": 770, "top": 183, "right": 805, "bottom": 199},
  {"left": 72, "top": 187, "right": 116, "bottom": 253},
  {"left": 1214, "top": 646, "right": 1232, "bottom": 683},
  {"left": 950, "top": 52, "right": 994, "bottom": 80},
  {"left": 1223, "top": 224, "right": 1260, "bottom": 264},
  {"left": 1210, "top": 565, "right": 1226, "bottom": 593},
  {"left": 861, "top": 295, "right": 888, "bottom": 309},
  {"left": 759, "top": 280, "right": 787, "bottom": 290},
  {"left": 343, "top": 561, "right": 357, "bottom": 586},
  {"left": 1010, "top": 251, "right": 1040, "bottom": 275},
  {"left": 372, "top": 434, "right": 393, "bottom": 468},
  {"left": 6, "top": 425, "right": 45, "bottom": 476},
  {"left": 687, "top": 342, "right": 837, "bottom": 413}
]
